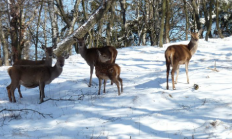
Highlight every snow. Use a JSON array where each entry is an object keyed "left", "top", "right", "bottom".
[{"left": 1, "top": 36, "right": 232, "bottom": 138}]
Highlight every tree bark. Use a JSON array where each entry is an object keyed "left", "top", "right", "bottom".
[
  {"left": 216, "top": 0, "right": 224, "bottom": 38},
  {"left": 191, "top": 0, "right": 201, "bottom": 32},
  {"left": 48, "top": 0, "right": 59, "bottom": 45},
  {"left": 0, "top": 15, "right": 10, "bottom": 65},
  {"left": 159, "top": 0, "right": 166, "bottom": 47},
  {"left": 165, "top": 0, "right": 170, "bottom": 43},
  {"left": 35, "top": 0, "right": 44, "bottom": 60},
  {"left": 183, "top": 0, "right": 189, "bottom": 40}
]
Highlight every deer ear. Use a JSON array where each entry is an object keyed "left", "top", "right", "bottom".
[
  {"left": 198, "top": 28, "right": 204, "bottom": 35},
  {"left": 52, "top": 45, "right": 57, "bottom": 49},
  {"left": 53, "top": 54, "right": 57, "bottom": 59},
  {"left": 64, "top": 53, "right": 69, "bottom": 59},
  {"left": 97, "top": 50, "right": 101, "bottom": 56},
  {"left": 41, "top": 45, "right": 46, "bottom": 50}
]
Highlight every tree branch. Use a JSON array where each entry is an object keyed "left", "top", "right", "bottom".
[{"left": 53, "top": 0, "right": 116, "bottom": 56}]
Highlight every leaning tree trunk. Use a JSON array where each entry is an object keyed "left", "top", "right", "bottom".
[
  {"left": 54, "top": 0, "right": 117, "bottom": 56},
  {"left": 159, "top": 0, "right": 166, "bottom": 47}
]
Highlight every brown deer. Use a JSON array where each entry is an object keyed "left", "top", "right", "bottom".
[
  {"left": 7, "top": 45, "right": 56, "bottom": 99},
  {"left": 73, "top": 37, "right": 118, "bottom": 87},
  {"left": 6, "top": 53, "right": 69, "bottom": 103},
  {"left": 165, "top": 29, "right": 203, "bottom": 90},
  {"left": 95, "top": 50, "right": 123, "bottom": 95}
]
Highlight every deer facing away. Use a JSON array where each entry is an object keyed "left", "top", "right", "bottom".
[
  {"left": 7, "top": 45, "right": 56, "bottom": 99},
  {"left": 6, "top": 53, "right": 69, "bottom": 103},
  {"left": 73, "top": 37, "right": 118, "bottom": 87},
  {"left": 165, "top": 29, "right": 203, "bottom": 90},
  {"left": 95, "top": 50, "right": 123, "bottom": 95}
]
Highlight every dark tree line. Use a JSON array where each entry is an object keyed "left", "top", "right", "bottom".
[{"left": 0, "top": 0, "right": 232, "bottom": 66}]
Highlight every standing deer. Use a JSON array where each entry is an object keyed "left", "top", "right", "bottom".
[
  {"left": 165, "top": 29, "right": 203, "bottom": 90},
  {"left": 7, "top": 45, "right": 56, "bottom": 99},
  {"left": 6, "top": 53, "right": 69, "bottom": 103},
  {"left": 95, "top": 50, "right": 123, "bottom": 95},
  {"left": 73, "top": 37, "right": 118, "bottom": 87}
]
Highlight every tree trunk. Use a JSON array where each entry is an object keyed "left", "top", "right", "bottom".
[
  {"left": 120, "top": 0, "right": 126, "bottom": 47},
  {"left": 0, "top": 15, "right": 10, "bottom": 66},
  {"left": 159, "top": 0, "right": 166, "bottom": 47},
  {"left": 191, "top": 0, "right": 201, "bottom": 32},
  {"left": 183, "top": 0, "right": 189, "bottom": 40},
  {"left": 216, "top": 0, "right": 224, "bottom": 38},
  {"left": 106, "top": 1, "right": 115, "bottom": 46},
  {"left": 165, "top": 0, "right": 170, "bottom": 43},
  {"left": 48, "top": 0, "right": 59, "bottom": 45},
  {"left": 35, "top": 0, "right": 44, "bottom": 60}
]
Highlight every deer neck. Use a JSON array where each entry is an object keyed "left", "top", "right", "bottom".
[
  {"left": 187, "top": 39, "right": 199, "bottom": 56},
  {"left": 78, "top": 42, "right": 88, "bottom": 59},
  {"left": 50, "top": 63, "right": 63, "bottom": 81}
]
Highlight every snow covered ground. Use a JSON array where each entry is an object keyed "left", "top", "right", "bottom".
[{"left": 1, "top": 36, "right": 232, "bottom": 139}]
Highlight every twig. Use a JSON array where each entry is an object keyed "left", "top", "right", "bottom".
[
  {"left": 42, "top": 95, "right": 85, "bottom": 103},
  {"left": 0, "top": 108, "right": 53, "bottom": 118}
]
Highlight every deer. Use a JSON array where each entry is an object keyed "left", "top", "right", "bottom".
[
  {"left": 6, "top": 53, "right": 69, "bottom": 103},
  {"left": 73, "top": 36, "right": 118, "bottom": 87},
  {"left": 95, "top": 50, "right": 123, "bottom": 95},
  {"left": 7, "top": 45, "right": 56, "bottom": 99},
  {"left": 165, "top": 29, "right": 203, "bottom": 90}
]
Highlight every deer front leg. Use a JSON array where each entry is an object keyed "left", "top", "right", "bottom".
[
  {"left": 175, "top": 65, "right": 180, "bottom": 84},
  {"left": 98, "top": 78, "right": 102, "bottom": 95},
  {"left": 89, "top": 65, "right": 94, "bottom": 87},
  {"left": 39, "top": 82, "right": 45, "bottom": 103},
  {"left": 185, "top": 62, "right": 189, "bottom": 84},
  {"left": 103, "top": 79, "right": 107, "bottom": 93}
]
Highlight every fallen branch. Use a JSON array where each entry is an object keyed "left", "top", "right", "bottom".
[
  {"left": 0, "top": 108, "right": 53, "bottom": 118},
  {"left": 208, "top": 61, "right": 219, "bottom": 72}
]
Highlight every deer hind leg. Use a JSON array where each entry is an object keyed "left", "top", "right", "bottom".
[
  {"left": 112, "top": 78, "right": 121, "bottom": 96},
  {"left": 10, "top": 82, "right": 18, "bottom": 102},
  {"left": 175, "top": 65, "right": 180, "bottom": 84},
  {"left": 166, "top": 60, "right": 170, "bottom": 90},
  {"left": 98, "top": 78, "right": 102, "bottom": 95},
  {"left": 103, "top": 79, "right": 107, "bottom": 93},
  {"left": 118, "top": 77, "right": 123, "bottom": 93},
  {"left": 89, "top": 65, "right": 94, "bottom": 87},
  {"left": 185, "top": 62, "right": 189, "bottom": 84},
  {"left": 17, "top": 85, "right": 23, "bottom": 98},
  {"left": 171, "top": 63, "right": 178, "bottom": 90}
]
